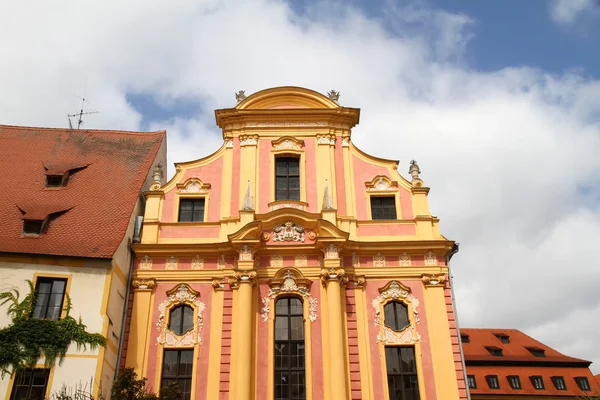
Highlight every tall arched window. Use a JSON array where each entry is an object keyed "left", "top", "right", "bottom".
[
  {"left": 274, "top": 297, "right": 306, "bottom": 400},
  {"left": 384, "top": 301, "right": 409, "bottom": 331},
  {"left": 383, "top": 301, "right": 419, "bottom": 400},
  {"left": 168, "top": 305, "right": 194, "bottom": 335}
]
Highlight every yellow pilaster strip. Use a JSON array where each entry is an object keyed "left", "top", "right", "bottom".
[
  {"left": 423, "top": 281, "right": 460, "bottom": 399},
  {"left": 206, "top": 287, "right": 224, "bottom": 398},
  {"left": 232, "top": 265, "right": 257, "bottom": 400},
  {"left": 353, "top": 280, "right": 373, "bottom": 400},
  {"left": 320, "top": 263, "right": 349, "bottom": 400},
  {"left": 124, "top": 279, "right": 156, "bottom": 376}
]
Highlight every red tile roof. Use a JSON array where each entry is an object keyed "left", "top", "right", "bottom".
[
  {"left": 0, "top": 125, "right": 165, "bottom": 259},
  {"left": 462, "top": 329, "right": 598, "bottom": 396}
]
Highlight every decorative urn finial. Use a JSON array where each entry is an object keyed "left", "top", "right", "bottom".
[
  {"left": 326, "top": 90, "right": 340, "bottom": 103},
  {"left": 235, "top": 90, "right": 246, "bottom": 104}
]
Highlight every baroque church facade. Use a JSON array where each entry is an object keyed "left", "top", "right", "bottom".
[{"left": 123, "top": 87, "right": 467, "bottom": 400}]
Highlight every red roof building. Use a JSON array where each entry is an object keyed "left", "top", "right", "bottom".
[
  {"left": 0, "top": 125, "right": 166, "bottom": 399},
  {"left": 462, "top": 328, "right": 599, "bottom": 399}
]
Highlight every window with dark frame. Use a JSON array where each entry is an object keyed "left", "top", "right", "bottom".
[
  {"left": 530, "top": 376, "right": 545, "bottom": 390},
  {"left": 486, "top": 375, "right": 500, "bottom": 389},
  {"left": 485, "top": 347, "right": 503, "bottom": 357},
  {"left": 551, "top": 376, "right": 567, "bottom": 390},
  {"left": 161, "top": 349, "right": 193, "bottom": 400},
  {"left": 385, "top": 346, "right": 420, "bottom": 400},
  {"left": 494, "top": 333, "right": 510, "bottom": 344},
  {"left": 45, "top": 175, "right": 64, "bottom": 188},
  {"left": 461, "top": 334, "right": 470, "bottom": 343},
  {"left": 467, "top": 375, "right": 477, "bottom": 389},
  {"left": 178, "top": 199, "right": 205, "bottom": 222},
  {"left": 23, "top": 220, "right": 44, "bottom": 235},
  {"left": 575, "top": 377, "right": 591, "bottom": 391},
  {"left": 526, "top": 347, "right": 546, "bottom": 357},
  {"left": 383, "top": 301, "right": 409, "bottom": 332},
  {"left": 10, "top": 368, "right": 50, "bottom": 400},
  {"left": 168, "top": 305, "right": 194, "bottom": 335},
  {"left": 370, "top": 196, "right": 397, "bottom": 220},
  {"left": 275, "top": 157, "right": 300, "bottom": 201},
  {"left": 508, "top": 375, "right": 522, "bottom": 389},
  {"left": 32, "top": 278, "right": 67, "bottom": 320},
  {"left": 274, "top": 297, "right": 306, "bottom": 400}
]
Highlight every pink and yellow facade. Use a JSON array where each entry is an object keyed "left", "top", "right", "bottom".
[{"left": 124, "top": 87, "right": 467, "bottom": 400}]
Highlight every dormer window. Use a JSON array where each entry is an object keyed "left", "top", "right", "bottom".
[
  {"left": 526, "top": 347, "right": 545, "bottom": 357},
  {"left": 461, "top": 334, "right": 470, "bottom": 343},
  {"left": 22, "top": 219, "right": 45, "bottom": 235},
  {"left": 485, "top": 346, "right": 503, "bottom": 357},
  {"left": 45, "top": 174, "right": 65, "bottom": 188},
  {"left": 494, "top": 333, "right": 510, "bottom": 344}
]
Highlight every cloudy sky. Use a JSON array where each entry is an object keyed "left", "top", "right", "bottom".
[{"left": 1, "top": 0, "right": 599, "bottom": 373}]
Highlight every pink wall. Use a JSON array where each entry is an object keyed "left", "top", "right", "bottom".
[
  {"left": 144, "top": 283, "right": 213, "bottom": 399},
  {"left": 230, "top": 138, "right": 241, "bottom": 217},
  {"left": 304, "top": 139, "right": 318, "bottom": 212},
  {"left": 365, "top": 280, "right": 436, "bottom": 400},
  {"left": 159, "top": 225, "right": 220, "bottom": 239},
  {"left": 161, "top": 157, "right": 224, "bottom": 223},
  {"left": 259, "top": 140, "right": 271, "bottom": 214},
  {"left": 357, "top": 223, "right": 416, "bottom": 236},
  {"left": 334, "top": 141, "right": 347, "bottom": 216}
]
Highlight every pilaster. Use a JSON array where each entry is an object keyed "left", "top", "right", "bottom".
[{"left": 124, "top": 278, "right": 156, "bottom": 377}]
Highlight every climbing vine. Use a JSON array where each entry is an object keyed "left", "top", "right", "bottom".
[{"left": 0, "top": 280, "right": 106, "bottom": 377}]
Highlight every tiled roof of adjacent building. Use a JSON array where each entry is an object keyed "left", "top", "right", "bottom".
[
  {"left": 0, "top": 125, "right": 165, "bottom": 259},
  {"left": 462, "top": 328, "right": 598, "bottom": 396}
]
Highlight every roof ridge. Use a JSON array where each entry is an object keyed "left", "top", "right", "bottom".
[{"left": 0, "top": 124, "right": 166, "bottom": 136}]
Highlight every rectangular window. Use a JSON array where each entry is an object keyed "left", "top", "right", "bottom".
[
  {"left": 486, "top": 375, "right": 499, "bottom": 389},
  {"left": 275, "top": 157, "right": 300, "bottom": 201},
  {"left": 385, "top": 346, "right": 420, "bottom": 400},
  {"left": 551, "top": 376, "right": 566, "bottom": 390},
  {"left": 575, "top": 377, "right": 591, "bottom": 391},
  {"left": 23, "top": 220, "right": 44, "bottom": 235},
  {"left": 485, "top": 347, "right": 503, "bottom": 357},
  {"left": 178, "top": 199, "right": 205, "bottom": 222},
  {"left": 10, "top": 369, "right": 50, "bottom": 400},
  {"left": 461, "top": 334, "right": 470, "bottom": 343},
  {"left": 530, "top": 376, "right": 545, "bottom": 390},
  {"left": 370, "top": 196, "right": 397, "bottom": 220},
  {"left": 467, "top": 375, "right": 477, "bottom": 389},
  {"left": 275, "top": 297, "right": 306, "bottom": 400},
  {"left": 162, "top": 349, "right": 193, "bottom": 400},
  {"left": 32, "top": 278, "right": 67, "bottom": 320},
  {"left": 508, "top": 375, "right": 521, "bottom": 389}
]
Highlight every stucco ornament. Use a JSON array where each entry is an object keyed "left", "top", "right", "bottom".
[
  {"left": 319, "top": 268, "right": 348, "bottom": 286},
  {"left": 399, "top": 252, "right": 411, "bottom": 266},
  {"left": 352, "top": 252, "right": 360, "bottom": 268},
  {"left": 139, "top": 255, "right": 152, "bottom": 270},
  {"left": 422, "top": 274, "right": 446, "bottom": 286},
  {"left": 375, "top": 177, "right": 390, "bottom": 191},
  {"left": 409, "top": 160, "right": 424, "bottom": 187},
  {"left": 246, "top": 122, "right": 327, "bottom": 128},
  {"left": 151, "top": 163, "right": 163, "bottom": 190},
  {"left": 271, "top": 255, "right": 283, "bottom": 267},
  {"left": 217, "top": 254, "right": 226, "bottom": 269},
  {"left": 379, "top": 325, "right": 421, "bottom": 345},
  {"left": 373, "top": 252, "right": 386, "bottom": 267},
  {"left": 273, "top": 139, "right": 302, "bottom": 151},
  {"left": 239, "top": 135, "right": 258, "bottom": 146},
  {"left": 238, "top": 245, "right": 256, "bottom": 261},
  {"left": 424, "top": 251, "right": 437, "bottom": 266},
  {"left": 326, "top": 90, "right": 340, "bottom": 103},
  {"left": 373, "top": 281, "right": 420, "bottom": 326},
  {"left": 270, "top": 203, "right": 305, "bottom": 212},
  {"left": 295, "top": 254, "right": 307, "bottom": 267},
  {"left": 261, "top": 270, "right": 318, "bottom": 323},
  {"left": 225, "top": 139, "right": 233, "bottom": 148},
  {"left": 229, "top": 270, "right": 258, "bottom": 288},
  {"left": 322, "top": 244, "right": 339, "bottom": 259},
  {"left": 179, "top": 179, "right": 209, "bottom": 194},
  {"left": 165, "top": 256, "right": 178, "bottom": 270},
  {"left": 235, "top": 90, "right": 246, "bottom": 103},
  {"left": 273, "top": 221, "right": 305, "bottom": 242},
  {"left": 156, "top": 284, "right": 206, "bottom": 346},
  {"left": 342, "top": 138, "right": 350, "bottom": 147},
  {"left": 132, "top": 278, "right": 155, "bottom": 290},
  {"left": 317, "top": 135, "right": 336, "bottom": 145},
  {"left": 192, "top": 255, "right": 204, "bottom": 270}
]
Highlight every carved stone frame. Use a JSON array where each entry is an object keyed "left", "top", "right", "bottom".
[
  {"left": 156, "top": 284, "right": 206, "bottom": 347},
  {"left": 372, "top": 281, "right": 421, "bottom": 345},
  {"left": 261, "top": 268, "right": 318, "bottom": 323}
]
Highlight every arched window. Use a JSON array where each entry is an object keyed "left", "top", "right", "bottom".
[
  {"left": 384, "top": 301, "right": 409, "bottom": 331},
  {"left": 168, "top": 305, "right": 194, "bottom": 335},
  {"left": 274, "top": 297, "right": 306, "bottom": 400}
]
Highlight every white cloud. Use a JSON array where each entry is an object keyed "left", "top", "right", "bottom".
[
  {"left": 550, "top": 0, "right": 596, "bottom": 24},
  {"left": 1, "top": 0, "right": 599, "bottom": 374}
]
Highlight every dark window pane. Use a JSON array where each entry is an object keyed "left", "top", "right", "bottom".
[
  {"left": 179, "top": 199, "right": 205, "bottom": 222},
  {"left": 33, "top": 278, "right": 66, "bottom": 320},
  {"left": 384, "top": 302, "right": 409, "bottom": 332},
  {"left": 276, "top": 177, "right": 288, "bottom": 190},
  {"left": 181, "top": 306, "right": 194, "bottom": 334},
  {"left": 274, "top": 297, "right": 306, "bottom": 399},
  {"left": 169, "top": 307, "right": 182, "bottom": 332},
  {"left": 161, "top": 350, "right": 193, "bottom": 400},
  {"left": 386, "top": 347, "right": 420, "bottom": 400},
  {"left": 288, "top": 177, "right": 300, "bottom": 190},
  {"left": 371, "top": 196, "right": 397, "bottom": 220},
  {"left": 275, "top": 157, "right": 301, "bottom": 201},
  {"left": 11, "top": 369, "right": 49, "bottom": 400}
]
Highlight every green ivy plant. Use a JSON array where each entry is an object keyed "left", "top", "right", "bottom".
[{"left": 0, "top": 280, "right": 106, "bottom": 377}]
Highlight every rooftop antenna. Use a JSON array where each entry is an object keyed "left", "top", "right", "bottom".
[{"left": 67, "top": 83, "right": 98, "bottom": 129}]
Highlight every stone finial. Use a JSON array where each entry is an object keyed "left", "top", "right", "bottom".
[
  {"left": 322, "top": 179, "right": 334, "bottom": 210},
  {"left": 150, "top": 163, "right": 164, "bottom": 190},
  {"left": 326, "top": 90, "right": 340, "bottom": 103},
  {"left": 242, "top": 180, "right": 254, "bottom": 211},
  {"left": 235, "top": 90, "right": 246, "bottom": 104},
  {"left": 409, "top": 160, "right": 421, "bottom": 182}
]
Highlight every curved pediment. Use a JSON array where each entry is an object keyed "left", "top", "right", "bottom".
[{"left": 236, "top": 87, "right": 340, "bottom": 110}]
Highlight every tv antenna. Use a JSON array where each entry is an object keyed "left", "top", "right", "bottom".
[{"left": 67, "top": 86, "right": 98, "bottom": 129}]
